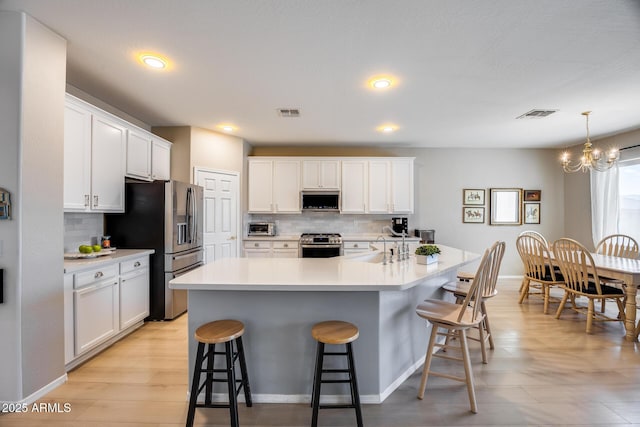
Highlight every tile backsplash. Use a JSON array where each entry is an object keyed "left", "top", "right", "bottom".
[
  {"left": 64, "top": 213, "right": 104, "bottom": 252},
  {"left": 247, "top": 213, "right": 415, "bottom": 236}
]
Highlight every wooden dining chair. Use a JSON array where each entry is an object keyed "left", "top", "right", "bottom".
[
  {"left": 517, "top": 230, "right": 550, "bottom": 293},
  {"left": 516, "top": 234, "right": 565, "bottom": 314},
  {"left": 415, "top": 240, "right": 504, "bottom": 413},
  {"left": 442, "top": 241, "right": 506, "bottom": 362},
  {"left": 595, "top": 234, "right": 639, "bottom": 313},
  {"left": 552, "top": 238, "right": 626, "bottom": 334}
]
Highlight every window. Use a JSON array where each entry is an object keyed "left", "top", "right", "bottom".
[{"left": 619, "top": 158, "right": 640, "bottom": 243}]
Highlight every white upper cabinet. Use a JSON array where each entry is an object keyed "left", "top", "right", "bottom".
[
  {"left": 126, "top": 128, "right": 152, "bottom": 180},
  {"left": 91, "top": 113, "right": 126, "bottom": 211},
  {"left": 390, "top": 158, "right": 414, "bottom": 213},
  {"left": 151, "top": 137, "right": 171, "bottom": 181},
  {"left": 367, "top": 160, "right": 391, "bottom": 213},
  {"left": 302, "top": 159, "right": 340, "bottom": 189},
  {"left": 64, "top": 94, "right": 126, "bottom": 213},
  {"left": 63, "top": 100, "right": 92, "bottom": 211},
  {"left": 126, "top": 130, "right": 171, "bottom": 182},
  {"left": 247, "top": 156, "right": 413, "bottom": 215},
  {"left": 272, "top": 160, "right": 301, "bottom": 213},
  {"left": 341, "top": 160, "right": 368, "bottom": 214},
  {"left": 248, "top": 159, "right": 274, "bottom": 213}
]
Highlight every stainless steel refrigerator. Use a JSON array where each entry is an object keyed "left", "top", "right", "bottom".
[{"left": 105, "top": 180, "right": 204, "bottom": 320}]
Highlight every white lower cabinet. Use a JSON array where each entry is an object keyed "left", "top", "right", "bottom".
[
  {"left": 66, "top": 253, "right": 151, "bottom": 367},
  {"left": 74, "top": 264, "right": 119, "bottom": 355},
  {"left": 243, "top": 240, "right": 299, "bottom": 258},
  {"left": 119, "top": 257, "right": 150, "bottom": 330},
  {"left": 343, "top": 241, "right": 371, "bottom": 255}
]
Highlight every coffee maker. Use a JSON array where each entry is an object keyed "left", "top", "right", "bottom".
[{"left": 391, "top": 217, "right": 408, "bottom": 235}]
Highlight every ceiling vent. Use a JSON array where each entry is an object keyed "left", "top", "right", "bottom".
[
  {"left": 277, "top": 108, "right": 301, "bottom": 117},
  {"left": 516, "top": 109, "right": 558, "bottom": 119}
]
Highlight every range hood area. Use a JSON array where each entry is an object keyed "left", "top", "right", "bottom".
[{"left": 301, "top": 190, "right": 340, "bottom": 212}]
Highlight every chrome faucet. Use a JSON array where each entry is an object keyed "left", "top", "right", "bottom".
[
  {"left": 376, "top": 235, "right": 388, "bottom": 265},
  {"left": 400, "top": 232, "right": 407, "bottom": 261}
]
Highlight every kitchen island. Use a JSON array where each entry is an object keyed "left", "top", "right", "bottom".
[{"left": 169, "top": 245, "right": 479, "bottom": 404}]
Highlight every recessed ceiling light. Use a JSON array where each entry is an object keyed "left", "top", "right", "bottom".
[
  {"left": 376, "top": 124, "right": 398, "bottom": 133},
  {"left": 368, "top": 75, "right": 396, "bottom": 90},
  {"left": 137, "top": 53, "right": 169, "bottom": 70},
  {"left": 217, "top": 124, "right": 237, "bottom": 132}
]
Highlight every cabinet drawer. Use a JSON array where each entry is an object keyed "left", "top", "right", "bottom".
[
  {"left": 74, "top": 264, "right": 119, "bottom": 289},
  {"left": 343, "top": 241, "right": 371, "bottom": 250},
  {"left": 244, "top": 241, "right": 272, "bottom": 250},
  {"left": 273, "top": 241, "right": 298, "bottom": 249},
  {"left": 120, "top": 256, "right": 149, "bottom": 275}
]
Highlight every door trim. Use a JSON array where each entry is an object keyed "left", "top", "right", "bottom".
[{"left": 193, "top": 167, "right": 241, "bottom": 258}]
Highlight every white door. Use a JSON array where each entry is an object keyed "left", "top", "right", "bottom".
[{"left": 195, "top": 168, "right": 240, "bottom": 263}]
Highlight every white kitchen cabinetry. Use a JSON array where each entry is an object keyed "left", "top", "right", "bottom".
[
  {"left": 151, "top": 137, "right": 172, "bottom": 180},
  {"left": 126, "top": 128, "right": 152, "bottom": 180},
  {"left": 302, "top": 159, "right": 340, "bottom": 189},
  {"left": 248, "top": 159, "right": 301, "bottom": 213},
  {"left": 74, "top": 264, "right": 119, "bottom": 355},
  {"left": 390, "top": 158, "right": 414, "bottom": 213},
  {"left": 119, "top": 256, "right": 150, "bottom": 330},
  {"left": 368, "top": 160, "right": 392, "bottom": 213},
  {"left": 343, "top": 241, "right": 371, "bottom": 255},
  {"left": 64, "top": 274, "right": 74, "bottom": 364},
  {"left": 341, "top": 160, "right": 368, "bottom": 214},
  {"left": 64, "top": 94, "right": 126, "bottom": 212},
  {"left": 243, "top": 240, "right": 299, "bottom": 258}
]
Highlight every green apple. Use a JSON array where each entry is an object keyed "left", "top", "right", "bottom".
[
  {"left": 92, "top": 244, "right": 102, "bottom": 252},
  {"left": 78, "top": 245, "right": 93, "bottom": 254}
]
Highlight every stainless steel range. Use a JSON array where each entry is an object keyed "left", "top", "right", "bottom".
[{"left": 299, "top": 233, "right": 343, "bottom": 258}]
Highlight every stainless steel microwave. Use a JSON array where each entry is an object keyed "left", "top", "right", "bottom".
[
  {"left": 301, "top": 191, "right": 340, "bottom": 212},
  {"left": 248, "top": 222, "right": 276, "bottom": 236}
]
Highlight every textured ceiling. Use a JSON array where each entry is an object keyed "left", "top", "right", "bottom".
[{"left": 2, "top": 0, "right": 640, "bottom": 148}]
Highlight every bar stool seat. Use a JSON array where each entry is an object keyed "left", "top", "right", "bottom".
[
  {"left": 311, "top": 320, "right": 363, "bottom": 427},
  {"left": 186, "top": 319, "right": 252, "bottom": 427}
]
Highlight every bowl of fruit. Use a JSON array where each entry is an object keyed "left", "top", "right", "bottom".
[{"left": 65, "top": 244, "right": 115, "bottom": 259}]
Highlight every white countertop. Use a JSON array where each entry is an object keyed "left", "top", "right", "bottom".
[
  {"left": 169, "top": 245, "right": 479, "bottom": 292},
  {"left": 243, "top": 235, "right": 301, "bottom": 241},
  {"left": 64, "top": 249, "right": 155, "bottom": 274}
]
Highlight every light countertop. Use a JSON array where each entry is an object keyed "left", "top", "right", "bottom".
[
  {"left": 243, "top": 233, "right": 421, "bottom": 241},
  {"left": 169, "top": 245, "right": 478, "bottom": 292},
  {"left": 64, "top": 249, "right": 155, "bottom": 274}
]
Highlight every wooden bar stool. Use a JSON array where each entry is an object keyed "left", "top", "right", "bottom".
[
  {"left": 311, "top": 320, "right": 363, "bottom": 427},
  {"left": 186, "top": 319, "right": 252, "bottom": 427}
]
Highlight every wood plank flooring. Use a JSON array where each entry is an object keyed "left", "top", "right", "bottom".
[{"left": 3, "top": 279, "right": 640, "bottom": 426}]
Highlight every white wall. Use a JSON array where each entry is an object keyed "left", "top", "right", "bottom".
[{"left": 0, "top": 11, "right": 66, "bottom": 401}]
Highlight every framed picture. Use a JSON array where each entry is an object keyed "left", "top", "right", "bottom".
[
  {"left": 524, "top": 190, "right": 541, "bottom": 202},
  {"left": 462, "top": 189, "right": 485, "bottom": 205},
  {"left": 524, "top": 202, "right": 541, "bottom": 224},
  {"left": 490, "top": 188, "right": 522, "bottom": 225},
  {"left": 463, "top": 207, "right": 485, "bottom": 223}
]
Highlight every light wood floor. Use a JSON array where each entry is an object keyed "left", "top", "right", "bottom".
[{"left": 3, "top": 279, "right": 640, "bottom": 426}]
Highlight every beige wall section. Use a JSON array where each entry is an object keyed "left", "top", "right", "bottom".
[
  {"left": 562, "top": 128, "right": 640, "bottom": 251},
  {"left": 190, "top": 127, "right": 244, "bottom": 174},
  {"left": 153, "top": 126, "right": 244, "bottom": 183},
  {"left": 152, "top": 126, "right": 192, "bottom": 183}
]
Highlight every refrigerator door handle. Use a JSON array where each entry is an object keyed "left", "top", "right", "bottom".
[
  {"left": 192, "top": 187, "right": 198, "bottom": 246},
  {"left": 185, "top": 187, "right": 192, "bottom": 244}
]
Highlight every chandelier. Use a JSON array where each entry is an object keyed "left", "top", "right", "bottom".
[{"left": 561, "top": 111, "right": 619, "bottom": 173}]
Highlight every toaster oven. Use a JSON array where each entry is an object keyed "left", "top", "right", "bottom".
[{"left": 248, "top": 222, "right": 276, "bottom": 236}]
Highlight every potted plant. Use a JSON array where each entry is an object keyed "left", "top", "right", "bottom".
[{"left": 414, "top": 244, "right": 441, "bottom": 265}]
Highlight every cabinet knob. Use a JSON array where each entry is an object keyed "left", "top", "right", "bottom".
[
  {"left": 354, "top": 244, "right": 359, "bottom": 248},
  {"left": 93, "top": 195, "right": 99, "bottom": 207},
  {"left": 94, "top": 271, "right": 103, "bottom": 279},
  {"left": 134, "top": 261, "right": 141, "bottom": 267},
  {"left": 254, "top": 243, "right": 259, "bottom": 247},
  {"left": 84, "top": 195, "right": 90, "bottom": 207},
  {"left": 284, "top": 243, "right": 289, "bottom": 248}
]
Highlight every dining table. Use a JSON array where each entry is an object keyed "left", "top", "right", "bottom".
[{"left": 589, "top": 253, "right": 640, "bottom": 341}]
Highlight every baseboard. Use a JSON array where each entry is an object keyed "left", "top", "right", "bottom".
[
  {"left": 378, "top": 356, "right": 426, "bottom": 403},
  {"left": 188, "top": 392, "right": 381, "bottom": 404},
  {"left": 0, "top": 373, "right": 67, "bottom": 406}
]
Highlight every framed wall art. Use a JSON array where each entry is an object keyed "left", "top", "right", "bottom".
[
  {"left": 463, "top": 189, "right": 485, "bottom": 205},
  {"left": 524, "top": 202, "right": 541, "bottom": 224},
  {"left": 463, "top": 207, "right": 484, "bottom": 223},
  {"left": 524, "top": 190, "right": 541, "bottom": 202},
  {"left": 489, "top": 188, "right": 522, "bottom": 225}
]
